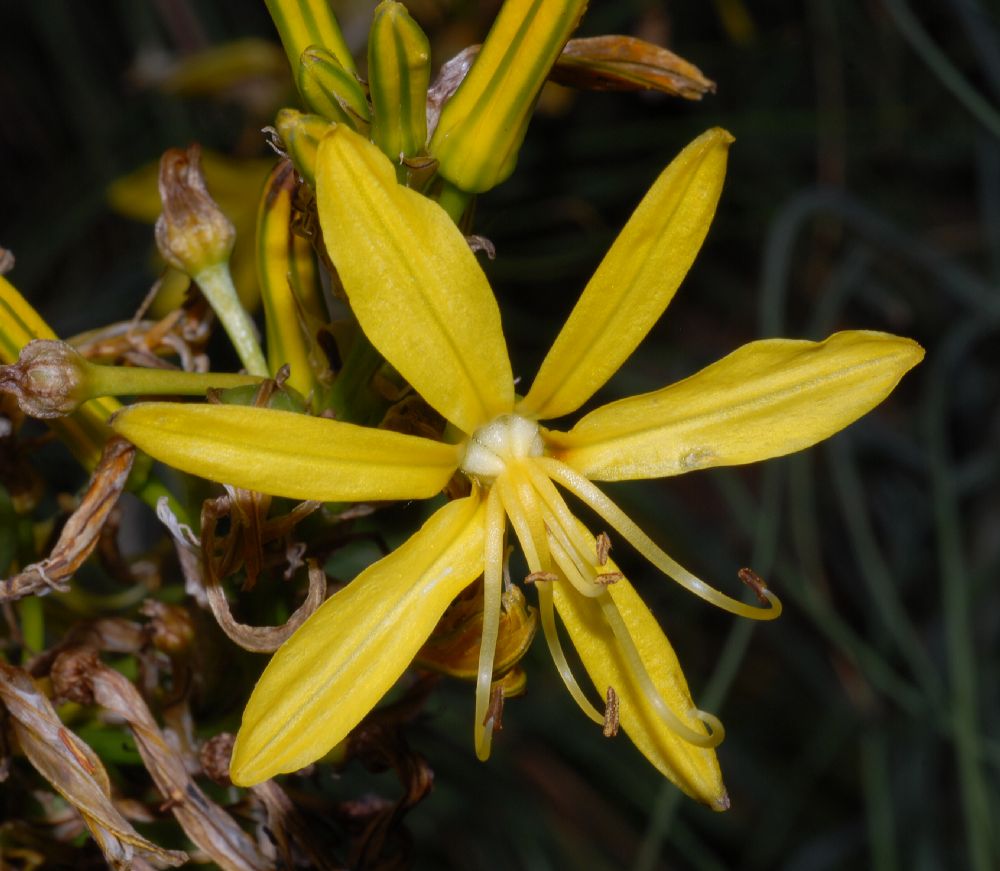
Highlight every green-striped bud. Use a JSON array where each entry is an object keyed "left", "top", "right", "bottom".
[
  {"left": 368, "top": 1, "right": 431, "bottom": 162},
  {"left": 429, "top": 0, "right": 587, "bottom": 193},
  {"left": 298, "top": 46, "right": 371, "bottom": 130},
  {"left": 264, "top": 0, "right": 355, "bottom": 81},
  {"left": 275, "top": 108, "right": 333, "bottom": 187}
]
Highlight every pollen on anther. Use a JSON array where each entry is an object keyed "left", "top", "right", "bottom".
[
  {"left": 524, "top": 571, "right": 558, "bottom": 585},
  {"left": 595, "top": 531, "right": 612, "bottom": 566},
  {"left": 737, "top": 567, "right": 770, "bottom": 605},
  {"left": 597, "top": 572, "right": 622, "bottom": 586},
  {"left": 603, "top": 686, "right": 620, "bottom": 738}
]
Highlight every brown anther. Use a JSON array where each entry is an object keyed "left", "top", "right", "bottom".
[
  {"left": 603, "top": 686, "right": 620, "bottom": 738},
  {"left": 524, "top": 571, "right": 558, "bottom": 585},
  {"left": 198, "top": 733, "right": 236, "bottom": 786},
  {"left": 595, "top": 531, "right": 612, "bottom": 566},
  {"left": 484, "top": 684, "right": 505, "bottom": 732},
  {"left": 59, "top": 728, "right": 97, "bottom": 775},
  {"left": 738, "top": 567, "right": 770, "bottom": 605},
  {"left": 596, "top": 572, "right": 622, "bottom": 586}
]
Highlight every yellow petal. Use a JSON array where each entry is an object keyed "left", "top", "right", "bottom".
[
  {"left": 552, "top": 573, "right": 727, "bottom": 808},
  {"left": 111, "top": 402, "right": 460, "bottom": 501},
  {"left": 548, "top": 331, "right": 924, "bottom": 480},
  {"left": 316, "top": 125, "right": 514, "bottom": 434},
  {"left": 519, "top": 128, "right": 733, "bottom": 421},
  {"left": 231, "top": 493, "right": 486, "bottom": 784}
]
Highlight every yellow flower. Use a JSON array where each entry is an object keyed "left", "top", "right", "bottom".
[{"left": 111, "top": 126, "right": 923, "bottom": 807}]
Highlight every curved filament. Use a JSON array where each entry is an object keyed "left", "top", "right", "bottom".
[
  {"left": 536, "top": 580, "right": 605, "bottom": 726},
  {"left": 537, "top": 457, "right": 782, "bottom": 620},
  {"left": 597, "top": 594, "right": 724, "bottom": 748},
  {"left": 522, "top": 461, "right": 604, "bottom": 596},
  {"left": 474, "top": 485, "right": 506, "bottom": 760}
]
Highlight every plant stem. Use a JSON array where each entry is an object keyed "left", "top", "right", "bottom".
[{"left": 194, "top": 262, "right": 268, "bottom": 376}]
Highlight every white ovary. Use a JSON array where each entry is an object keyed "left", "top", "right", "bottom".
[{"left": 460, "top": 414, "right": 544, "bottom": 482}]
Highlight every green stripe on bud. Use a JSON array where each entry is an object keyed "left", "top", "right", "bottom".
[
  {"left": 276, "top": 109, "right": 333, "bottom": 187},
  {"left": 429, "top": 0, "right": 587, "bottom": 193},
  {"left": 264, "top": 0, "right": 355, "bottom": 80},
  {"left": 299, "top": 46, "right": 371, "bottom": 130},
  {"left": 368, "top": 1, "right": 431, "bottom": 163}
]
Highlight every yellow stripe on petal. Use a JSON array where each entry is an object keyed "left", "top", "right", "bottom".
[
  {"left": 548, "top": 331, "right": 924, "bottom": 480},
  {"left": 316, "top": 126, "right": 513, "bottom": 433},
  {"left": 111, "top": 402, "right": 459, "bottom": 501},
  {"left": 231, "top": 493, "right": 486, "bottom": 784},
  {"left": 552, "top": 574, "right": 728, "bottom": 809},
  {"left": 519, "top": 128, "right": 733, "bottom": 422}
]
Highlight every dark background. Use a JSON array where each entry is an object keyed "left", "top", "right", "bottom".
[{"left": 1, "top": 1, "right": 998, "bottom": 869}]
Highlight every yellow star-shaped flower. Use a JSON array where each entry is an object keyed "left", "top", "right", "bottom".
[{"left": 112, "top": 125, "right": 922, "bottom": 807}]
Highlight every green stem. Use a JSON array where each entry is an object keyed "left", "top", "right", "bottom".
[
  {"left": 86, "top": 361, "right": 263, "bottom": 400},
  {"left": 194, "top": 262, "right": 268, "bottom": 376},
  {"left": 436, "top": 179, "right": 473, "bottom": 225},
  {"left": 327, "top": 330, "right": 387, "bottom": 425}
]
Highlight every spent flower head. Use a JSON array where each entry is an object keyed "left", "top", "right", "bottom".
[{"left": 113, "top": 125, "right": 923, "bottom": 807}]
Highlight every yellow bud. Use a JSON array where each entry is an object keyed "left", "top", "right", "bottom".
[
  {"left": 298, "top": 45, "right": 371, "bottom": 129},
  {"left": 275, "top": 108, "right": 333, "bottom": 187},
  {"left": 368, "top": 1, "right": 431, "bottom": 162},
  {"left": 428, "top": 0, "right": 587, "bottom": 193},
  {"left": 263, "top": 0, "right": 355, "bottom": 78},
  {"left": 154, "top": 145, "right": 236, "bottom": 276}
]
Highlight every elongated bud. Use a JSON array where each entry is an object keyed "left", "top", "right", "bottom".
[
  {"left": 155, "top": 145, "right": 236, "bottom": 275},
  {"left": 299, "top": 45, "right": 371, "bottom": 129},
  {"left": 0, "top": 340, "right": 92, "bottom": 419},
  {"left": 264, "top": 0, "right": 355, "bottom": 79},
  {"left": 275, "top": 108, "right": 332, "bottom": 186},
  {"left": 429, "top": 0, "right": 587, "bottom": 193},
  {"left": 368, "top": 1, "right": 431, "bottom": 162}
]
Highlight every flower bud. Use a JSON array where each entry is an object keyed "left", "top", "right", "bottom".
[
  {"left": 368, "top": 1, "right": 431, "bottom": 162},
  {"left": 428, "top": 0, "right": 586, "bottom": 193},
  {"left": 263, "top": 0, "right": 355, "bottom": 80},
  {"left": 0, "top": 339, "right": 92, "bottom": 419},
  {"left": 275, "top": 108, "right": 332, "bottom": 186},
  {"left": 298, "top": 45, "right": 371, "bottom": 130},
  {"left": 155, "top": 144, "right": 236, "bottom": 276}
]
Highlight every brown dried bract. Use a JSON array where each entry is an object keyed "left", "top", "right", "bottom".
[
  {"left": 0, "top": 437, "right": 135, "bottom": 601},
  {"left": 551, "top": 35, "right": 716, "bottom": 99},
  {"left": 0, "top": 662, "right": 188, "bottom": 868}
]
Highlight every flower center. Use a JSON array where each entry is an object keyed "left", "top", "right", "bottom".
[{"left": 460, "top": 414, "right": 544, "bottom": 482}]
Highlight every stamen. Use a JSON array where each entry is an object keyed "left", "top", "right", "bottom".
[
  {"left": 595, "top": 532, "right": 612, "bottom": 566},
  {"left": 597, "top": 593, "right": 723, "bottom": 747},
  {"left": 484, "top": 684, "right": 505, "bottom": 732},
  {"left": 535, "top": 581, "right": 604, "bottom": 726},
  {"left": 547, "top": 531, "right": 606, "bottom": 599},
  {"left": 495, "top": 469, "right": 548, "bottom": 574},
  {"left": 474, "top": 486, "right": 505, "bottom": 761},
  {"left": 524, "top": 571, "right": 558, "bottom": 585},
  {"left": 737, "top": 567, "right": 770, "bottom": 605},
  {"left": 603, "top": 686, "right": 620, "bottom": 737},
  {"left": 537, "top": 457, "right": 782, "bottom": 621},
  {"left": 502, "top": 544, "right": 514, "bottom": 592},
  {"left": 596, "top": 572, "right": 622, "bottom": 586},
  {"left": 523, "top": 461, "right": 605, "bottom": 595}
]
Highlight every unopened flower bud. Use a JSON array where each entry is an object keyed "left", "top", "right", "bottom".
[
  {"left": 298, "top": 45, "right": 371, "bottom": 130},
  {"left": 155, "top": 144, "right": 236, "bottom": 276},
  {"left": 428, "top": 0, "right": 586, "bottom": 193},
  {"left": 0, "top": 339, "right": 92, "bottom": 419},
  {"left": 368, "top": 1, "right": 431, "bottom": 162},
  {"left": 275, "top": 108, "right": 332, "bottom": 186}
]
